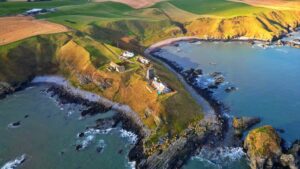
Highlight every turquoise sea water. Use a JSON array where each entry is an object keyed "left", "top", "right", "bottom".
[
  {"left": 0, "top": 86, "right": 135, "bottom": 169},
  {"left": 158, "top": 40, "right": 300, "bottom": 168}
]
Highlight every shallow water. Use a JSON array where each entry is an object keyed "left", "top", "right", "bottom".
[
  {"left": 157, "top": 40, "right": 300, "bottom": 168},
  {"left": 0, "top": 85, "right": 135, "bottom": 169}
]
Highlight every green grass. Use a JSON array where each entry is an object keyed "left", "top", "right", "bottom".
[
  {"left": 161, "top": 0, "right": 270, "bottom": 17},
  {"left": 0, "top": 0, "right": 88, "bottom": 16}
]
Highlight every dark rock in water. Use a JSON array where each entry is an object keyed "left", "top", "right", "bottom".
[
  {"left": 24, "top": 114, "right": 29, "bottom": 118},
  {"left": 81, "top": 103, "right": 111, "bottom": 117},
  {"left": 233, "top": 117, "right": 260, "bottom": 137},
  {"left": 12, "top": 121, "right": 21, "bottom": 126},
  {"left": 78, "top": 132, "right": 85, "bottom": 138},
  {"left": 0, "top": 82, "right": 14, "bottom": 99},
  {"left": 233, "top": 117, "right": 260, "bottom": 131},
  {"left": 280, "top": 154, "right": 297, "bottom": 169},
  {"left": 214, "top": 76, "right": 225, "bottom": 85},
  {"left": 96, "top": 147, "right": 103, "bottom": 153},
  {"left": 8, "top": 121, "right": 21, "bottom": 128},
  {"left": 76, "top": 145, "right": 83, "bottom": 151},
  {"left": 210, "top": 72, "right": 222, "bottom": 78},
  {"left": 118, "top": 149, "right": 123, "bottom": 154},
  {"left": 288, "top": 140, "right": 300, "bottom": 158},
  {"left": 275, "top": 128, "right": 285, "bottom": 134},
  {"left": 95, "top": 118, "right": 117, "bottom": 129},
  {"left": 225, "top": 86, "right": 237, "bottom": 93}
]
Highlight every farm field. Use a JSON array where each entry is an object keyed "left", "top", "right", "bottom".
[
  {"left": 0, "top": 16, "right": 68, "bottom": 46},
  {"left": 231, "top": 0, "right": 300, "bottom": 10}
]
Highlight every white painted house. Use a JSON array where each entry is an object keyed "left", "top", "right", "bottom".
[
  {"left": 137, "top": 56, "right": 150, "bottom": 65},
  {"left": 151, "top": 79, "right": 171, "bottom": 94},
  {"left": 122, "top": 51, "right": 135, "bottom": 58}
]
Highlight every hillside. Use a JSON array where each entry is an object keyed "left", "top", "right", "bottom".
[{"left": 0, "top": 32, "right": 203, "bottom": 150}]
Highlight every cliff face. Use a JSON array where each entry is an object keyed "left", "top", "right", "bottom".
[{"left": 185, "top": 10, "right": 300, "bottom": 41}]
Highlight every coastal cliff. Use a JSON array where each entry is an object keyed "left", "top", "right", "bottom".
[{"left": 185, "top": 10, "right": 300, "bottom": 41}]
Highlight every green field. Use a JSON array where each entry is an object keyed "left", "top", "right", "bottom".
[{"left": 166, "top": 0, "right": 270, "bottom": 16}]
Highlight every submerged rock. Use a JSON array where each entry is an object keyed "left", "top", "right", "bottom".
[
  {"left": 8, "top": 121, "right": 21, "bottom": 128},
  {"left": 0, "top": 82, "right": 14, "bottom": 99},
  {"left": 225, "top": 86, "right": 237, "bottom": 93},
  {"left": 244, "top": 125, "right": 282, "bottom": 169}
]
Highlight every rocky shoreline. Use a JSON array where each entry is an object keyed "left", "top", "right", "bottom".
[
  {"left": 144, "top": 34, "right": 300, "bottom": 169},
  {"left": 36, "top": 77, "right": 227, "bottom": 169},
  {"left": 30, "top": 76, "right": 154, "bottom": 165}
]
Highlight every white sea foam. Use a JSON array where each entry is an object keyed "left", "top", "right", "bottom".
[
  {"left": 96, "top": 139, "right": 106, "bottom": 153},
  {"left": 275, "top": 48, "right": 289, "bottom": 53},
  {"left": 80, "top": 135, "right": 95, "bottom": 149},
  {"left": 192, "top": 146, "right": 245, "bottom": 166},
  {"left": 120, "top": 129, "right": 138, "bottom": 144},
  {"left": 1, "top": 154, "right": 26, "bottom": 169},
  {"left": 128, "top": 161, "right": 136, "bottom": 169},
  {"left": 7, "top": 123, "right": 20, "bottom": 129},
  {"left": 195, "top": 74, "right": 216, "bottom": 89},
  {"left": 84, "top": 128, "right": 113, "bottom": 135}
]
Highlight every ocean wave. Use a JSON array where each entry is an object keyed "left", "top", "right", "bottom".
[
  {"left": 80, "top": 135, "right": 95, "bottom": 150},
  {"left": 128, "top": 161, "right": 136, "bottom": 169},
  {"left": 120, "top": 129, "right": 138, "bottom": 144},
  {"left": 96, "top": 139, "right": 106, "bottom": 153},
  {"left": 1, "top": 154, "right": 26, "bottom": 169},
  {"left": 84, "top": 128, "right": 113, "bottom": 135},
  {"left": 76, "top": 128, "right": 114, "bottom": 150},
  {"left": 192, "top": 146, "right": 245, "bottom": 166}
]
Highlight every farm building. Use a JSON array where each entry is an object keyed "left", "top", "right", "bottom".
[
  {"left": 121, "top": 51, "right": 135, "bottom": 58},
  {"left": 109, "top": 62, "right": 125, "bottom": 73},
  {"left": 151, "top": 78, "right": 171, "bottom": 94},
  {"left": 25, "top": 8, "right": 56, "bottom": 15},
  {"left": 137, "top": 56, "right": 150, "bottom": 65}
]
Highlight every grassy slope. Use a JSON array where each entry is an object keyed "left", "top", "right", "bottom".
[
  {"left": 0, "top": 32, "right": 202, "bottom": 149},
  {"left": 0, "top": 0, "right": 84, "bottom": 16},
  {"left": 166, "top": 0, "right": 271, "bottom": 17}
]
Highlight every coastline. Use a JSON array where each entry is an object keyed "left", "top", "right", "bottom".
[
  {"left": 31, "top": 75, "right": 150, "bottom": 136},
  {"left": 145, "top": 37, "right": 228, "bottom": 119}
]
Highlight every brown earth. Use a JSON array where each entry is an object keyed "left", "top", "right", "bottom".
[
  {"left": 0, "top": 16, "right": 69, "bottom": 46},
  {"left": 231, "top": 0, "right": 300, "bottom": 10},
  {"left": 93, "top": 0, "right": 163, "bottom": 8}
]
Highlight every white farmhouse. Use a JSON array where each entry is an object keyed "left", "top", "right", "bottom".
[
  {"left": 137, "top": 56, "right": 150, "bottom": 65},
  {"left": 122, "top": 51, "right": 135, "bottom": 58}
]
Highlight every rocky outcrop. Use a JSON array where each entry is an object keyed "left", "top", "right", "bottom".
[
  {"left": 244, "top": 126, "right": 300, "bottom": 169},
  {"left": 244, "top": 126, "right": 282, "bottom": 169},
  {"left": 139, "top": 114, "right": 224, "bottom": 169},
  {"left": 288, "top": 140, "right": 300, "bottom": 167},
  {"left": 280, "top": 154, "right": 297, "bottom": 169},
  {"left": 233, "top": 117, "right": 260, "bottom": 136},
  {"left": 0, "top": 82, "right": 14, "bottom": 99}
]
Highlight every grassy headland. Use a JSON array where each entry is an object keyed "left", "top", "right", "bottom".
[{"left": 0, "top": 0, "right": 300, "bottom": 153}]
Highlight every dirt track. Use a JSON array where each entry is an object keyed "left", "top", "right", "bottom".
[
  {"left": 231, "top": 0, "right": 300, "bottom": 10},
  {"left": 0, "top": 16, "right": 68, "bottom": 46},
  {"left": 94, "top": 0, "right": 162, "bottom": 8}
]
